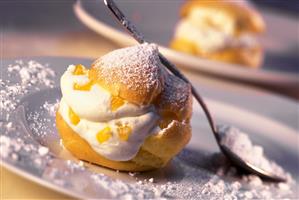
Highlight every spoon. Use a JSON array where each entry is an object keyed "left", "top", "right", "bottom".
[{"left": 103, "top": 0, "right": 286, "bottom": 182}]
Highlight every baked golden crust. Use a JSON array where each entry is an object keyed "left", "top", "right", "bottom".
[
  {"left": 142, "top": 120, "right": 191, "bottom": 163},
  {"left": 155, "top": 73, "right": 192, "bottom": 120},
  {"left": 89, "top": 44, "right": 165, "bottom": 106},
  {"left": 181, "top": 0, "right": 265, "bottom": 34}
]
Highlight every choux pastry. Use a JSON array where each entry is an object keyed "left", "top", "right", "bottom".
[{"left": 56, "top": 43, "right": 192, "bottom": 171}]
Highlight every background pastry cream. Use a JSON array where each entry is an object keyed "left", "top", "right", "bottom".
[
  {"left": 59, "top": 65, "right": 160, "bottom": 161},
  {"left": 174, "top": 8, "right": 257, "bottom": 54}
]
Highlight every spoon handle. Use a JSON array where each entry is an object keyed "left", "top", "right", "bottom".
[{"left": 103, "top": 0, "right": 218, "bottom": 136}]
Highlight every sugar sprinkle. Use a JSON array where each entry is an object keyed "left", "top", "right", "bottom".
[{"left": 218, "top": 125, "right": 291, "bottom": 180}]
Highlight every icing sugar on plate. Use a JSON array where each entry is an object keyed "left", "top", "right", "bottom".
[{"left": 218, "top": 125, "right": 292, "bottom": 181}]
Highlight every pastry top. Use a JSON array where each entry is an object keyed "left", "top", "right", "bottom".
[
  {"left": 90, "top": 43, "right": 165, "bottom": 105},
  {"left": 180, "top": 0, "right": 265, "bottom": 34}
]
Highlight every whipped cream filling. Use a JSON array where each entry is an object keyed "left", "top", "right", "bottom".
[
  {"left": 59, "top": 65, "right": 160, "bottom": 161},
  {"left": 59, "top": 99, "right": 159, "bottom": 161},
  {"left": 61, "top": 65, "right": 151, "bottom": 122},
  {"left": 188, "top": 7, "right": 235, "bottom": 35},
  {"left": 175, "top": 8, "right": 257, "bottom": 53}
]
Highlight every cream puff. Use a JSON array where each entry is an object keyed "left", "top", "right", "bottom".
[
  {"left": 170, "top": 0, "right": 265, "bottom": 68},
  {"left": 56, "top": 43, "right": 192, "bottom": 171}
]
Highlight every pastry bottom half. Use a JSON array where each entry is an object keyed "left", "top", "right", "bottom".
[{"left": 56, "top": 112, "right": 191, "bottom": 172}]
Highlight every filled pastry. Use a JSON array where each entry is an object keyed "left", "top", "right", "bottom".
[
  {"left": 56, "top": 44, "right": 192, "bottom": 171},
  {"left": 170, "top": 0, "right": 265, "bottom": 68}
]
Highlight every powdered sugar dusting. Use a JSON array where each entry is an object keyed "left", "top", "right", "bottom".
[
  {"left": 92, "top": 43, "right": 163, "bottom": 95},
  {"left": 1, "top": 60, "right": 55, "bottom": 115},
  {"left": 218, "top": 125, "right": 292, "bottom": 180},
  {"left": 1, "top": 60, "right": 55, "bottom": 173},
  {"left": 8, "top": 60, "right": 55, "bottom": 87},
  {"left": 163, "top": 74, "right": 190, "bottom": 106},
  {"left": 157, "top": 73, "right": 191, "bottom": 118},
  {"left": 176, "top": 151, "right": 296, "bottom": 199},
  {"left": 43, "top": 100, "right": 59, "bottom": 117}
]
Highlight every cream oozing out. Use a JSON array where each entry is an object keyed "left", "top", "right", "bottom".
[
  {"left": 61, "top": 65, "right": 151, "bottom": 122},
  {"left": 174, "top": 8, "right": 257, "bottom": 53},
  {"left": 59, "top": 65, "right": 160, "bottom": 161}
]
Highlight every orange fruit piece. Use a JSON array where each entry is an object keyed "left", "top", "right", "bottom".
[
  {"left": 96, "top": 126, "right": 112, "bottom": 144},
  {"left": 69, "top": 107, "right": 80, "bottom": 125}
]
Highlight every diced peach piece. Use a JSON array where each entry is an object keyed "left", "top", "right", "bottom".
[
  {"left": 73, "top": 81, "right": 93, "bottom": 91},
  {"left": 69, "top": 107, "right": 80, "bottom": 125},
  {"left": 73, "top": 64, "right": 86, "bottom": 75},
  {"left": 96, "top": 126, "right": 112, "bottom": 144},
  {"left": 111, "top": 96, "right": 125, "bottom": 111}
]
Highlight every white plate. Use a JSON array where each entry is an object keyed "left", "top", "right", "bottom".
[
  {"left": 1, "top": 57, "right": 298, "bottom": 199},
  {"left": 73, "top": 0, "right": 299, "bottom": 95}
]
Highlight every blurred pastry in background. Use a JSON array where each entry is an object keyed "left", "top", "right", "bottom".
[{"left": 170, "top": 0, "right": 266, "bottom": 68}]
